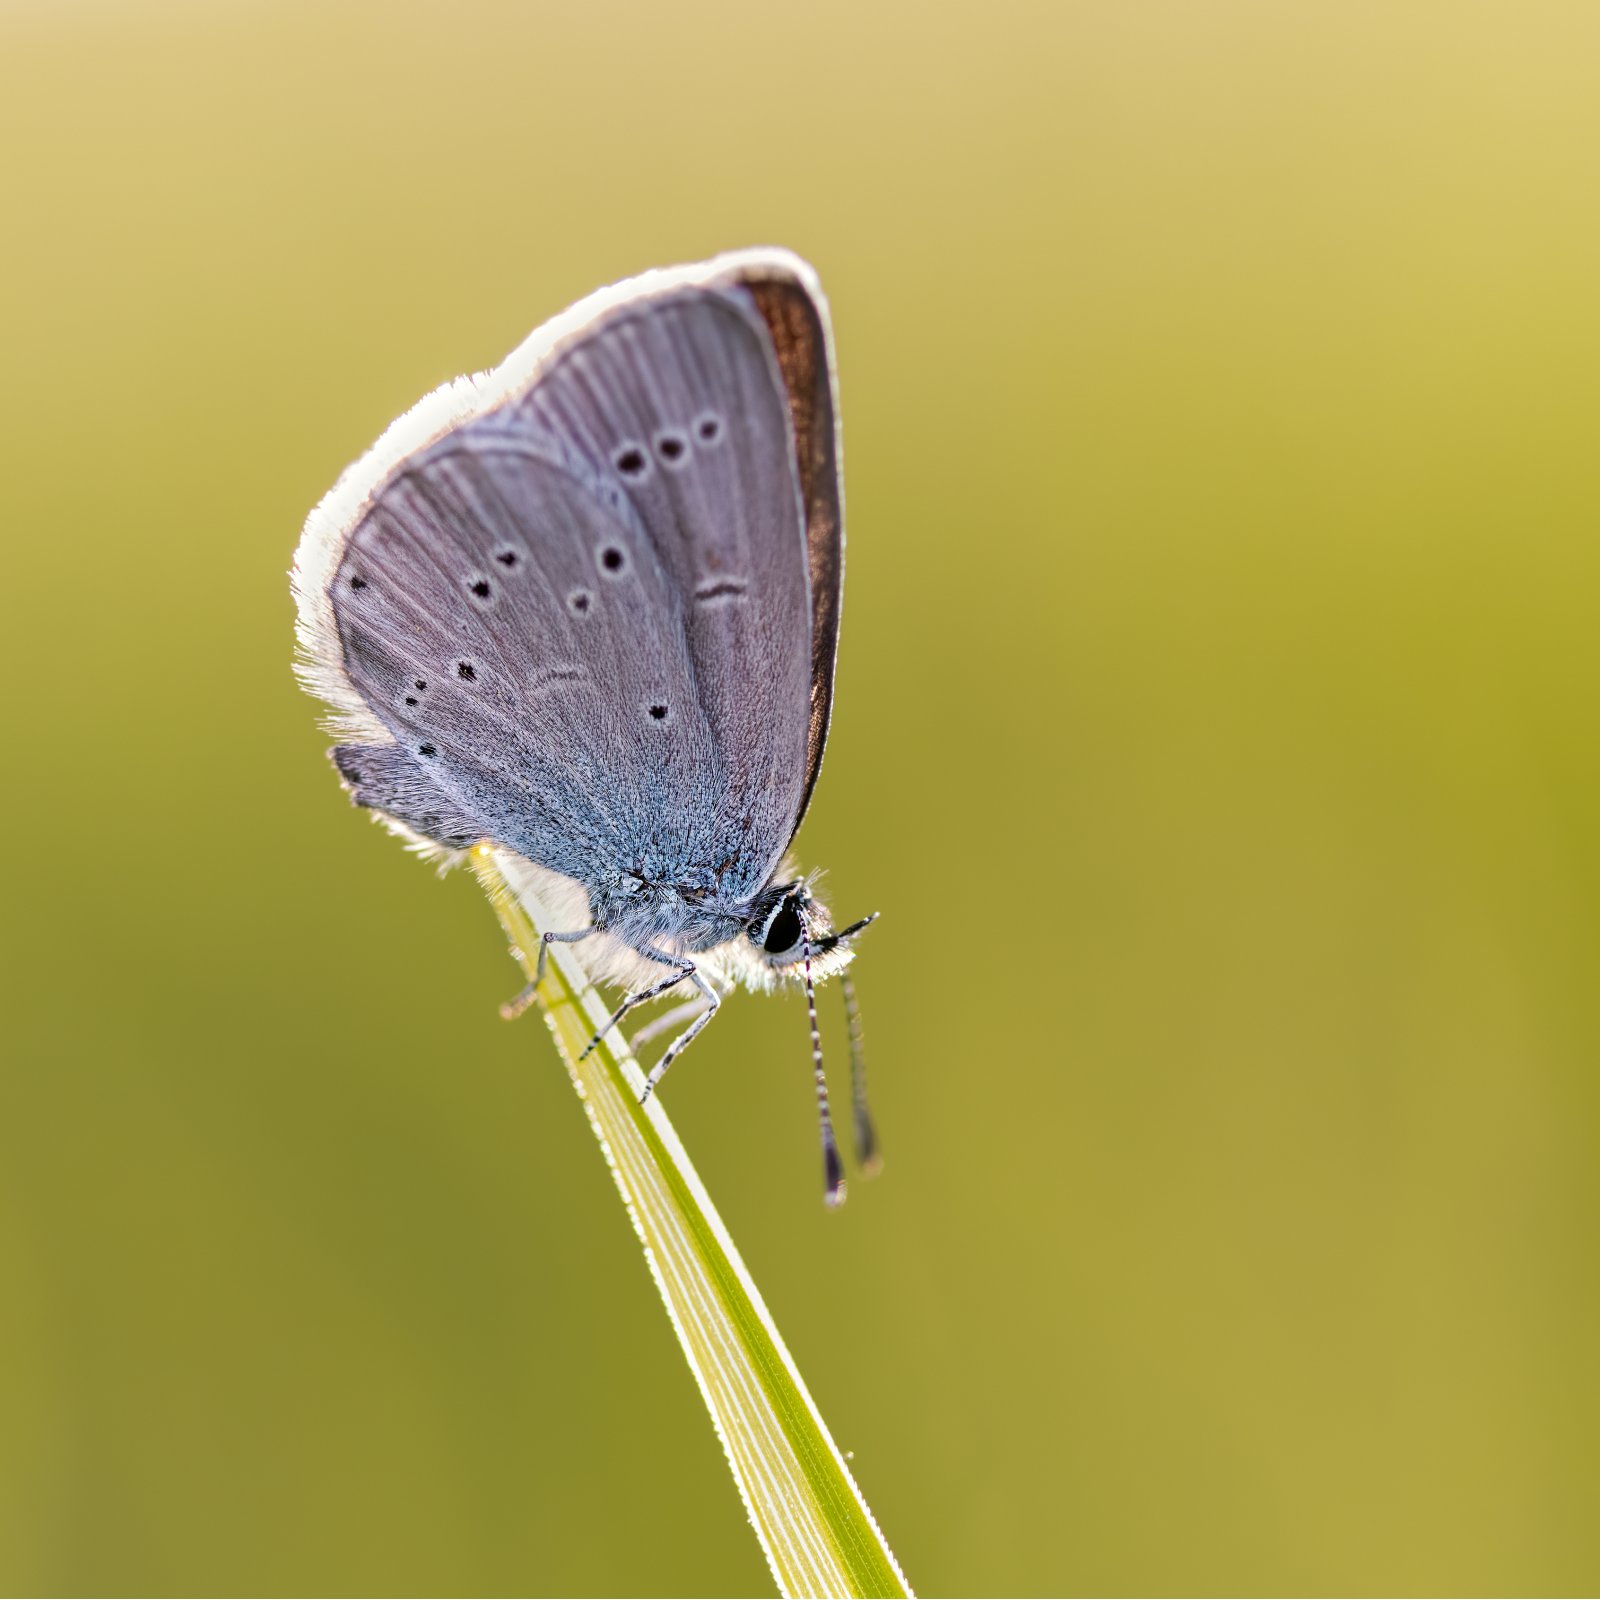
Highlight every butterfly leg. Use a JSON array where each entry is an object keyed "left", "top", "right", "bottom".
[
  {"left": 628, "top": 994, "right": 712, "bottom": 1055},
  {"left": 577, "top": 953, "right": 694, "bottom": 1062},
  {"left": 639, "top": 970, "right": 722, "bottom": 1105},
  {"left": 499, "top": 927, "right": 595, "bottom": 1021}
]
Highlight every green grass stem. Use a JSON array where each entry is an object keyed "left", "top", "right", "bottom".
[{"left": 471, "top": 846, "right": 911, "bottom": 1600}]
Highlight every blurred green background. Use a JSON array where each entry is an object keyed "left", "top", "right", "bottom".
[{"left": 4, "top": 0, "right": 1599, "bottom": 1592}]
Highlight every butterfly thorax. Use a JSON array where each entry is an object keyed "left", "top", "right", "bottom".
[{"left": 588, "top": 870, "right": 760, "bottom": 957}]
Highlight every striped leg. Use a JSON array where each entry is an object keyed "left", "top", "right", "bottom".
[
  {"left": 639, "top": 970, "right": 722, "bottom": 1104},
  {"left": 577, "top": 952, "right": 694, "bottom": 1062},
  {"left": 629, "top": 994, "right": 713, "bottom": 1055},
  {"left": 500, "top": 927, "right": 594, "bottom": 1020}
]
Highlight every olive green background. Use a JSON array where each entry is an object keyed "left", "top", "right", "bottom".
[{"left": 4, "top": 1, "right": 1599, "bottom": 1593}]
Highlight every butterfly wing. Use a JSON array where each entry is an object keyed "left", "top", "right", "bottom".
[
  {"left": 293, "top": 251, "right": 844, "bottom": 906},
  {"left": 741, "top": 272, "right": 843, "bottom": 833}
]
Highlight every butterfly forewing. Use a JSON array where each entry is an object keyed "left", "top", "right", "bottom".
[{"left": 743, "top": 278, "right": 844, "bottom": 833}]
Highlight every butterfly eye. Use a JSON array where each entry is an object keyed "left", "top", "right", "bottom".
[
  {"left": 752, "top": 887, "right": 810, "bottom": 957},
  {"left": 762, "top": 898, "right": 805, "bottom": 955}
]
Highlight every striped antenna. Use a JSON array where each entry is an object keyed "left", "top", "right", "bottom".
[
  {"left": 803, "top": 938, "right": 846, "bottom": 1207},
  {"left": 839, "top": 970, "right": 881, "bottom": 1176},
  {"left": 813, "top": 910, "right": 878, "bottom": 954}
]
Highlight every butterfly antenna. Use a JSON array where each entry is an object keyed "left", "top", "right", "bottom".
[
  {"left": 840, "top": 969, "right": 882, "bottom": 1176},
  {"left": 803, "top": 937, "right": 846, "bottom": 1208},
  {"left": 812, "top": 910, "right": 879, "bottom": 954}
]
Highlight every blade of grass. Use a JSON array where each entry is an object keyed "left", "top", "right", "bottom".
[{"left": 471, "top": 846, "right": 912, "bottom": 1600}]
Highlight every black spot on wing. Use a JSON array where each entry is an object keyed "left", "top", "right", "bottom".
[{"left": 654, "top": 429, "right": 688, "bottom": 467}]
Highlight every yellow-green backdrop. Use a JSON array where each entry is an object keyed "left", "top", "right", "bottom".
[{"left": 4, "top": 1, "right": 1598, "bottom": 1593}]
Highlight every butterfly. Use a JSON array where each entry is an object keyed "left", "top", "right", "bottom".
[{"left": 291, "top": 250, "right": 879, "bottom": 1203}]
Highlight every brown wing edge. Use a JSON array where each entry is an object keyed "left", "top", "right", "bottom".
[{"left": 739, "top": 270, "right": 845, "bottom": 839}]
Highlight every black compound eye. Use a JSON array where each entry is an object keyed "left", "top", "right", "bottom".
[{"left": 763, "top": 897, "right": 805, "bottom": 955}]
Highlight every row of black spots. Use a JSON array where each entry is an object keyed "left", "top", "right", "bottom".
[
  {"left": 398, "top": 660, "right": 437, "bottom": 755},
  {"left": 610, "top": 412, "right": 725, "bottom": 483},
  {"left": 567, "top": 588, "right": 593, "bottom": 615},
  {"left": 598, "top": 544, "right": 628, "bottom": 578},
  {"left": 395, "top": 658, "right": 476, "bottom": 716},
  {"left": 646, "top": 701, "right": 671, "bottom": 724},
  {"left": 460, "top": 545, "right": 527, "bottom": 604},
  {"left": 350, "top": 567, "right": 491, "bottom": 607}
]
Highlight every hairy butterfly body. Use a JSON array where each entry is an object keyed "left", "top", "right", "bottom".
[{"left": 292, "top": 249, "right": 878, "bottom": 1203}]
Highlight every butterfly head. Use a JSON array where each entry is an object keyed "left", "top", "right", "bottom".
[{"left": 746, "top": 878, "right": 877, "bottom": 981}]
